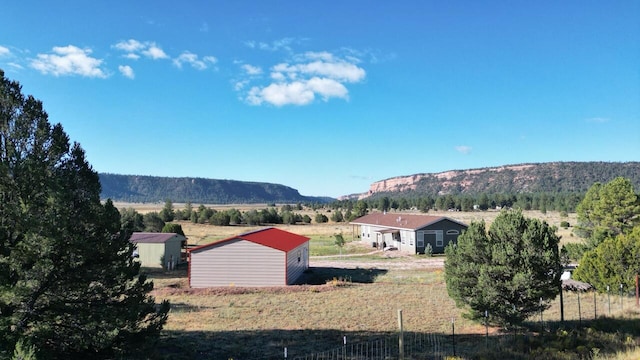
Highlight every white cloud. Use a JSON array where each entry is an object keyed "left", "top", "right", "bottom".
[
  {"left": 242, "top": 64, "right": 262, "bottom": 75},
  {"left": 143, "top": 44, "right": 168, "bottom": 60},
  {"left": 30, "top": 45, "right": 107, "bottom": 78},
  {"left": 455, "top": 145, "right": 472, "bottom": 154},
  {"left": 240, "top": 50, "right": 366, "bottom": 106},
  {"left": 306, "top": 77, "right": 348, "bottom": 100},
  {"left": 248, "top": 82, "right": 315, "bottom": 106},
  {"left": 173, "top": 51, "right": 217, "bottom": 70},
  {"left": 113, "top": 39, "right": 145, "bottom": 53},
  {"left": 0, "top": 46, "right": 10, "bottom": 57},
  {"left": 245, "top": 37, "right": 297, "bottom": 52},
  {"left": 113, "top": 39, "right": 168, "bottom": 60},
  {"left": 118, "top": 65, "right": 134, "bottom": 79}
]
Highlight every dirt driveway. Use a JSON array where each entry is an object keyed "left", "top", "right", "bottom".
[{"left": 309, "top": 251, "right": 445, "bottom": 271}]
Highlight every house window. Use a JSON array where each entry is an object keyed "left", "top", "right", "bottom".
[
  {"left": 298, "top": 250, "right": 301, "bottom": 263},
  {"left": 436, "top": 231, "right": 444, "bottom": 247},
  {"left": 446, "top": 230, "right": 459, "bottom": 235}
]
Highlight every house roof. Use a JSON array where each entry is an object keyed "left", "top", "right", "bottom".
[
  {"left": 130, "top": 232, "right": 184, "bottom": 244},
  {"left": 189, "top": 227, "right": 310, "bottom": 253},
  {"left": 350, "top": 213, "right": 467, "bottom": 230}
]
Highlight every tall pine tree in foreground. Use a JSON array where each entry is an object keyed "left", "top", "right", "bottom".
[
  {"left": 445, "top": 209, "right": 562, "bottom": 327},
  {"left": 0, "top": 70, "right": 169, "bottom": 359}
]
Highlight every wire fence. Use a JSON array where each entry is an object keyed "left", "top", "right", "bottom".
[
  {"left": 259, "top": 292, "right": 639, "bottom": 360},
  {"left": 289, "top": 333, "right": 451, "bottom": 360}
]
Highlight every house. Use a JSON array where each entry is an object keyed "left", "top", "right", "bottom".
[
  {"left": 350, "top": 213, "right": 467, "bottom": 254},
  {"left": 129, "top": 232, "right": 186, "bottom": 269},
  {"left": 188, "top": 227, "right": 310, "bottom": 288}
]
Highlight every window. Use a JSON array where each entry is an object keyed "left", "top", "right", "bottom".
[
  {"left": 297, "top": 250, "right": 301, "bottom": 263},
  {"left": 446, "top": 230, "right": 459, "bottom": 235},
  {"left": 436, "top": 231, "right": 444, "bottom": 247}
]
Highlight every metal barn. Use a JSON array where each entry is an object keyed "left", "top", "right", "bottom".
[
  {"left": 129, "top": 232, "right": 185, "bottom": 269},
  {"left": 188, "top": 227, "right": 310, "bottom": 288}
]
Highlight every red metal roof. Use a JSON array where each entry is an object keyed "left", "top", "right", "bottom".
[
  {"left": 189, "top": 227, "right": 310, "bottom": 253},
  {"left": 350, "top": 212, "right": 466, "bottom": 230}
]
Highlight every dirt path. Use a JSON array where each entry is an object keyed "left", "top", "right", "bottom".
[{"left": 310, "top": 252, "right": 445, "bottom": 270}]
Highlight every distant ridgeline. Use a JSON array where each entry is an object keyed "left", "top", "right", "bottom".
[
  {"left": 98, "top": 174, "right": 332, "bottom": 204},
  {"left": 352, "top": 161, "right": 640, "bottom": 199}
]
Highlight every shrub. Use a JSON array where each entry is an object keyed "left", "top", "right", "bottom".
[
  {"left": 424, "top": 243, "right": 433, "bottom": 257},
  {"left": 560, "top": 221, "right": 570, "bottom": 228}
]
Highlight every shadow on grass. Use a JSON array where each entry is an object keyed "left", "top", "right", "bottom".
[
  {"left": 297, "top": 266, "right": 388, "bottom": 285},
  {"left": 152, "top": 318, "right": 640, "bottom": 360}
]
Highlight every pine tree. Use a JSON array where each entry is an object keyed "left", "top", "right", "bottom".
[
  {"left": 573, "top": 226, "right": 640, "bottom": 291},
  {"left": 445, "top": 209, "right": 562, "bottom": 326},
  {"left": 0, "top": 70, "right": 168, "bottom": 359},
  {"left": 576, "top": 177, "right": 639, "bottom": 248}
]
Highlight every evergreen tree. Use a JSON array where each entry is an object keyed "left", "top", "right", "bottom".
[
  {"left": 0, "top": 70, "right": 168, "bottom": 358},
  {"left": 120, "top": 207, "right": 145, "bottom": 232},
  {"left": 573, "top": 226, "right": 640, "bottom": 291},
  {"left": 576, "top": 177, "right": 639, "bottom": 247},
  {"left": 445, "top": 209, "right": 562, "bottom": 326},
  {"left": 159, "top": 199, "right": 175, "bottom": 222},
  {"left": 161, "top": 223, "right": 185, "bottom": 236}
]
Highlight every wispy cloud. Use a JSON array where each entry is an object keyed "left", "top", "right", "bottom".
[
  {"left": 242, "top": 64, "right": 262, "bottom": 75},
  {"left": 30, "top": 45, "right": 107, "bottom": 78},
  {"left": 173, "top": 52, "right": 217, "bottom": 70},
  {"left": 585, "top": 117, "right": 610, "bottom": 124},
  {"left": 245, "top": 37, "right": 298, "bottom": 53},
  {"left": 455, "top": 145, "right": 472, "bottom": 154},
  {"left": 118, "top": 65, "right": 134, "bottom": 79},
  {"left": 113, "top": 39, "right": 168, "bottom": 60},
  {"left": 240, "top": 50, "right": 366, "bottom": 107},
  {"left": 0, "top": 46, "right": 10, "bottom": 57},
  {"left": 200, "top": 22, "right": 209, "bottom": 32}
]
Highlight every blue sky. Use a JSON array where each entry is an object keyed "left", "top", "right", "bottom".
[{"left": 2, "top": 1, "right": 639, "bottom": 198}]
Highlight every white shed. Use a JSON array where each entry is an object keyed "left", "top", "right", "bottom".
[
  {"left": 188, "top": 227, "right": 310, "bottom": 287},
  {"left": 130, "top": 232, "right": 186, "bottom": 269}
]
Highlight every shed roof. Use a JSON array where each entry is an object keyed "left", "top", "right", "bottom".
[
  {"left": 130, "top": 232, "right": 184, "bottom": 244},
  {"left": 350, "top": 213, "right": 467, "bottom": 230},
  {"left": 189, "top": 227, "right": 309, "bottom": 253}
]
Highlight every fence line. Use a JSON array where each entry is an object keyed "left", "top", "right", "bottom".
[{"left": 239, "top": 293, "right": 636, "bottom": 360}]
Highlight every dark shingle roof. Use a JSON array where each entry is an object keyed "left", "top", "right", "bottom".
[
  {"left": 129, "top": 232, "right": 184, "bottom": 244},
  {"left": 350, "top": 213, "right": 467, "bottom": 230}
]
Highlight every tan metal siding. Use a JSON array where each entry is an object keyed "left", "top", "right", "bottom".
[
  {"left": 134, "top": 235, "right": 183, "bottom": 268},
  {"left": 285, "top": 242, "right": 309, "bottom": 284},
  {"left": 190, "top": 239, "right": 285, "bottom": 287},
  {"left": 136, "top": 243, "right": 165, "bottom": 268}
]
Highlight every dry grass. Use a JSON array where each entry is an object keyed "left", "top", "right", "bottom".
[{"left": 118, "top": 204, "right": 615, "bottom": 358}]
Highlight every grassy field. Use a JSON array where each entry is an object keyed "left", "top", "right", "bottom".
[
  {"left": 113, "top": 205, "right": 640, "bottom": 359},
  {"left": 149, "top": 260, "right": 640, "bottom": 359}
]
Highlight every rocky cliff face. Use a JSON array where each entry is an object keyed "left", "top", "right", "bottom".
[
  {"left": 343, "top": 162, "right": 640, "bottom": 200},
  {"left": 363, "top": 164, "right": 537, "bottom": 198}
]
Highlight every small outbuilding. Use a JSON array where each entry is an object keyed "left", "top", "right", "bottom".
[
  {"left": 188, "top": 227, "right": 310, "bottom": 288},
  {"left": 129, "top": 232, "right": 186, "bottom": 269},
  {"left": 350, "top": 213, "right": 468, "bottom": 254}
]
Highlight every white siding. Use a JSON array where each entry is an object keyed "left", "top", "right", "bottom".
[
  {"left": 286, "top": 242, "right": 309, "bottom": 284},
  {"left": 190, "top": 239, "right": 285, "bottom": 287}
]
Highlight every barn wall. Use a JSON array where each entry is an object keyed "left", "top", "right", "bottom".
[
  {"left": 136, "top": 243, "right": 165, "bottom": 268},
  {"left": 164, "top": 237, "right": 183, "bottom": 268},
  {"left": 285, "top": 242, "right": 309, "bottom": 285},
  {"left": 190, "top": 239, "right": 285, "bottom": 287}
]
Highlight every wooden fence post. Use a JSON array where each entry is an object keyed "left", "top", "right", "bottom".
[{"left": 398, "top": 309, "right": 404, "bottom": 360}]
